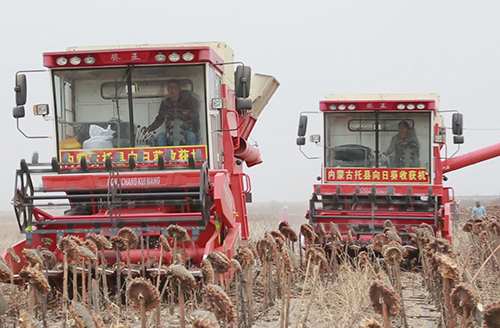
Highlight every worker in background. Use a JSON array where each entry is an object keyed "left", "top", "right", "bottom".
[
  {"left": 144, "top": 79, "right": 200, "bottom": 146},
  {"left": 472, "top": 201, "right": 487, "bottom": 217},
  {"left": 280, "top": 205, "right": 289, "bottom": 223},
  {"left": 384, "top": 120, "right": 420, "bottom": 167}
]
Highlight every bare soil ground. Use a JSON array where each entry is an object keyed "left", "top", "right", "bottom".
[{"left": 0, "top": 201, "right": 497, "bottom": 327}]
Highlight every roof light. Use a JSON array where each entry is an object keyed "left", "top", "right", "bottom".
[
  {"left": 397, "top": 103, "right": 405, "bottom": 110},
  {"left": 182, "top": 52, "right": 195, "bottom": 61},
  {"left": 168, "top": 52, "right": 180, "bottom": 62},
  {"left": 69, "top": 56, "right": 81, "bottom": 65},
  {"left": 329, "top": 104, "right": 337, "bottom": 110},
  {"left": 154, "top": 52, "right": 167, "bottom": 62},
  {"left": 417, "top": 103, "right": 425, "bottom": 109},
  {"left": 56, "top": 57, "right": 68, "bottom": 66},
  {"left": 84, "top": 56, "right": 96, "bottom": 65},
  {"left": 407, "top": 103, "right": 415, "bottom": 110},
  {"left": 338, "top": 104, "right": 346, "bottom": 110},
  {"left": 348, "top": 104, "right": 356, "bottom": 110}
]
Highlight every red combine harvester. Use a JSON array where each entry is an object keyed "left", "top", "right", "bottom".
[
  {"left": 6, "top": 42, "right": 279, "bottom": 281},
  {"left": 297, "top": 94, "right": 500, "bottom": 252}
]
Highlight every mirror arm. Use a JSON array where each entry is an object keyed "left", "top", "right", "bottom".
[
  {"left": 448, "top": 144, "right": 461, "bottom": 160},
  {"left": 16, "top": 69, "right": 48, "bottom": 76},
  {"left": 16, "top": 119, "right": 50, "bottom": 139},
  {"left": 299, "top": 145, "right": 320, "bottom": 160}
]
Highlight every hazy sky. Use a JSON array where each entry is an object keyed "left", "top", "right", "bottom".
[{"left": 1, "top": 0, "right": 500, "bottom": 211}]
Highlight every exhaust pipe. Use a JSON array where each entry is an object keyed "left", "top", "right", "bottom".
[{"left": 234, "top": 138, "right": 262, "bottom": 167}]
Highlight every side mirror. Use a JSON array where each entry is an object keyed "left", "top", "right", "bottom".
[
  {"left": 236, "top": 98, "right": 252, "bottom": 111},
  {"left": 452, "top": 113, "right": 463, "bottom": 135},
  {"left": 13, "top": 106, "right": 25, "bottom": 119},
  {"left": 296, "top": 137, "right": 306, "bottom": 146},
  {"left": 15, "top": 74, "right": 27, "bottom": 106},
  {"left": 297, "top": 115, "right": 308, "bottom": 137},
  {"left": 234, "top": 65, "right": 251, "bottom": 98},
  {"left": 454, "top": 135, "right": 464, "bottom": 144}
]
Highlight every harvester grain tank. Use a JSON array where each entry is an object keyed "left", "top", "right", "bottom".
[{"left": 6, "top": 41, "right": 279, "bottom": 282}]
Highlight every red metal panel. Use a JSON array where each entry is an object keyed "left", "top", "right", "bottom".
[
  {"left": 239, "top": 113, "right": 258, "bottom": 140},
  {"left": 213, "top": 173, "right": 236, "bottom": 228},
  {"left": 319, "top": 100, "right": 436, "bottom": 112},
  {"left": 230, "top": 174, "right": 250, "bottom": 239},
  {"left": 33, "top": 207, "right": 203, "bottom": 223},
  {"left": 315, "top": 183, "right": 443, "bottom": 196},
  {"left": 42, "top": 170, "right": 226, "bottom": 191},
  {"left": 339, "top": 185, "right": 356, "bottom": 194},
  {"left": 411, "top": 185, "right": 431, "bottom": 195},
  {"left": 43, "top": 47, "right": 224, "bottom": 70},
  {"left": 314, "top": 210, "right": 435, "bottom": 219}
]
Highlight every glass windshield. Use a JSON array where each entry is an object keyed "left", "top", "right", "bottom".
[
  {"left": 53, "top": 65, "right": 207, "bottom": 167},
  {"left": 325, "top": 112, "right": 431, "bottom": 182}
]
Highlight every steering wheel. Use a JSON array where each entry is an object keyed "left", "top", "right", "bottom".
[
  {"left": 378, "top": 152, "right": 389, "bottom": 166},
  {"left": 166, "top": 109, "right": 192, "bottom": 121}
]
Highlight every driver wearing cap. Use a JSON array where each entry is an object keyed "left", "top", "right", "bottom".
[
  {"left": 384, "top": 120, "right": 420, "bottom": 167},
  {"left": 144, "top": 79, "right": 199, "bottom": 146}
]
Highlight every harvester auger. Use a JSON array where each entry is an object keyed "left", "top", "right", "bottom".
[
  {"left": 296, "top": 94, "right": 500, "bottom": 266},
  {"left": 4, "top": 42, "right": 279, "bottom": 292}
]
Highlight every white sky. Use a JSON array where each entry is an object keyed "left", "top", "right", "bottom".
[{"left": 1, "top": 0, "right": 500, "bottom": 210}]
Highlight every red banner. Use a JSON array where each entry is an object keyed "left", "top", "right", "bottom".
[
  {"left": 59, "top": 145, "right": 207, "bottom": 169},
  {"left": 325, "top": 168, "right": 429, "bottom": 184}
]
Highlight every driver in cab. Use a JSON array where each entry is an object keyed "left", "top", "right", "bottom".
[
  {"left": 383, "top": 120, "right": 420, "bottom": 167},
  {"left": 144, "top": 79, "right": 199, "bottom": 146}
]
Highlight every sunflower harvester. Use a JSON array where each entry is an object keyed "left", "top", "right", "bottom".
[
  {"left": 5, "top": 41, "right": 279, "bottom": 286},
  {"left": 297, "top": 94, "right": 500, "bottom": 261}
]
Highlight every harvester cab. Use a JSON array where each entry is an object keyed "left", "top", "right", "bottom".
[
  {"left": 7, "top": 42, "right": 279, "bottom": 282},
  {"left": 297, "top": 94, "right": 470, "bottom": 255}
]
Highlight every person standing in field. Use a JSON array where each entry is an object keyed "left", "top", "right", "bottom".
[
  {"left": 472, "top": 201, "right": 487, "bottom": 217},
  {"left": 280, "top": 205, "right": 289, "bottom": 223}
]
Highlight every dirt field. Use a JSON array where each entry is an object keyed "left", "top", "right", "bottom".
[{"left": 0, "top": 202, "right": 498, "bottom": 328}]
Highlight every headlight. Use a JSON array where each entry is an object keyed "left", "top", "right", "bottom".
[
  {"left": 329, "top": 104, "right": 337, "bottom": 110},
  {"left": 407, "top": 103, "right": 415, "bottom": 110},
  {"left": 56, "top": 57, "right": 68, "bottom": 66},
  {"left": 182, "top": 52, "right": 195, "bottom": 61},
  {"left": 211, "top": 98, "right": 224, "bottom": 110},
  {"left": 168, "top": 52, "right": 180, "bottom": 62},
  {"left": 33, "top": 104, "right": 49, "bottom": 116},
  {"left": 338, "top": 104, "right": 346, "bottom": 110},
  {"left": 397, "top": 103, "right": 405, "bottom": 110},
  {"left": 154, "top": 52, "right": 167, "bottom": 62},
  {"left": 70, "top": 56, "right": 81, "bottom": 65},
  {"left": 84, "top": 56, "right": 96, "bottom": 65},
  {"left": 314, "top": 202, "right": 323, "bottom": 210},
  {"left": 348, "top": 104, "right": 356, "bottom": 110},
  {"left": 417, "top": 103, "right": 425, "bottom": 109}
]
